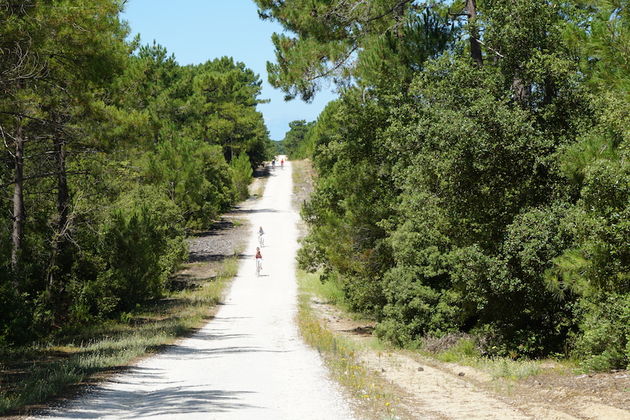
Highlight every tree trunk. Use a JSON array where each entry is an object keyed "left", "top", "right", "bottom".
[
  {"left": 466, "top": 0, "right": 483, "bottom": 66},
  {"left": 47, "top": 133, "right": 71, "bottom": 322},
  {"left": 10, "top": 118, "right": 25, "bottom": 282},
  {"left": 512, "top": 77, "right": 531, "bottom": 103}
]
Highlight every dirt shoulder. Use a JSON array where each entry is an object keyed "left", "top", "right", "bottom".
[{"left": 312, "top": 300, "right": 630, "bottom": 420}]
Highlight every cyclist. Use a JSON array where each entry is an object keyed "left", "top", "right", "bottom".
[
  {"left": 258, "top": 226, "right": 265, "bottom": 247},
  {"left": 255, "top": 247, "right": 263, "bottom": 276}
]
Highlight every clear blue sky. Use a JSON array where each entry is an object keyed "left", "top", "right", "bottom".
[{"left": 122, "top": 0, "right": 337, "bottom": 141}]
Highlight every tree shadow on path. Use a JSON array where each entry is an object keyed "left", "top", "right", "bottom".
[{"left": 44, "top": 382, "right": 260, "bottom": 418}]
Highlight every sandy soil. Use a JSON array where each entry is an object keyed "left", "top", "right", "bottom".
[
  {"left": 314, "top": 301, "right": 630, "bottom": 420},
  {"left": 33, "top": 163, "right": 356, "bottom": 420}
]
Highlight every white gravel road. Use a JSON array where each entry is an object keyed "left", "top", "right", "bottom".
[{"left": 38, "top": 163, "right": 356, "bottom": 420}]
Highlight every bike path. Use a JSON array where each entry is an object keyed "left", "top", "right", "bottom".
[{"left": 37, "top": 162, "right": 356, "bottom": 420}]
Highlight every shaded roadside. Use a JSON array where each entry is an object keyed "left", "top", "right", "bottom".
[{"left": 0, "top": 168, "right": 272, "bottom": 418}]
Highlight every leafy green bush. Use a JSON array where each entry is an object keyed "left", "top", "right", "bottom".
[
  {"left": 376, "top": 266, "right": 462, "bottom": 347},
  {"left": 230, "top": 152, "right": 253, "bottom": 200},
  {"left": 573, "top": 294, "right": 630, "bottom": 371},
  {"left": 145, "top": 138, "right": 234, "bottom": 229},
  {"left": 69, "top": 186, "right": 187, "bottom": 317},
  {"left": 0, "top": 275, "right": 33, "bottom": 346}
]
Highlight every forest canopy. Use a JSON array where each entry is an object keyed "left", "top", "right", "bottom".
[
  {"left": 0, "top": 0, "right": 272, "bottom": 345},
  {"left": 256, "top": 0, "right": 630, "bottom": 370}
]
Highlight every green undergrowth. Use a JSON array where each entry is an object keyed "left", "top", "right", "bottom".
[
  {"left": 0, "top": 256, "right": 240, "bottom": 416},
  {"left": 299, "top": 269, "right": 347, "bottom": 308},
  {"left": 426, "top": 338, "right": 563, "bottom": 380}
]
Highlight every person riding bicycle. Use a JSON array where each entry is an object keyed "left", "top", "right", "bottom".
[
  {"left": 255, "top": 246, "right": 263, "bottom": 275},
  {"left": 258, "top": 226, "right": 265, "bottom": 247}
]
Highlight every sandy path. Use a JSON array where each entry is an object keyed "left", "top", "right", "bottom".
[
  {"left": 37, "top": 163, "right": 356, "bottom": 420},
  {"left": 315, "top": 302, "right": 630, "bottom": 420}
]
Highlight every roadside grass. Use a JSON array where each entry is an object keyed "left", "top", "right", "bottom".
[
  {"left": 296, "top": 271, "right": 403, "bottom": 420},
  {"left": 299, "top": 269, "right": 346, "bottom": 307},
  {"left": 289, "top": 159, "right": 315, "bottom": 227},
  {"left": 250, "top": 179, "right": 266, "bottom": 198},
  {"left": 0, "top": 255, "right": 240, "bottom": 416},
  {"left": 426, "top": 339, "right": 541, "bottom": 379},
  {"left": 416, "top": 337, "right": 575, "bottom": 381},
  {"left": 250, "top": 164, "right": 271, "bottom": 198},
  {"left": 291, "top": 159, "right": 314, "bottom": 195}
]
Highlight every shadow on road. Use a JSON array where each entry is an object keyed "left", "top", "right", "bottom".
[
  {"left": 230, "top": 207, "right": 281, "bottom": 215},
  {"left": 45, "top": 380, "right": 260, "bottom": 418}
]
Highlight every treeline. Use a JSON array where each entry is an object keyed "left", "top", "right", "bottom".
[
  {"left": 0, "top": 0, "right": 271, "bottom": 345},
  {"left": 257, "top": 0, "right": 629, "bottom": 369},
  {"left": 280, "top": 119, "right": 315, "bottom": 159}
]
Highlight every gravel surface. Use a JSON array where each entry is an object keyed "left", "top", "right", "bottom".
[
  {"left": 35, "top": 163, "right": 356, "bottom": 420},
  {"left": 187, "top": 219, "right": 249, "bottom": 264}
]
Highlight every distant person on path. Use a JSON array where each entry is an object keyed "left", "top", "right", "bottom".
[
  {"left": 258, "top": 226, "right": 265, "bottom": 247},
  {"left": 255, "top": 246, "right": 263, "bottom": 275},
  {"left": 280, "top": 158, "right": 284, "bottom": 168},
  {"left": 272, "top": 159, "right": 276, "bottom": 168}
]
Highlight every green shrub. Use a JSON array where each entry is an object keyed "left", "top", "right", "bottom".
[
  {"left": 230, "top": 152, "right": 253, "bottom": 200},
  {"left": 145, "top": 137, "right": 234, "bottom": 229},
  {"left": 376, "top": 266, "right": 462, "bottom": 347},
  {"left": 69, "top": 186, "right": 187, "bottom": 316},
  {"left": 573, "top": 293, "right": 630, "bottom": 371},
  {"left": 102, "top": 186, "right": 187, "bottom": 309},
  {"left": 0, "top": 274, "right": 33, "bottom": 346}
]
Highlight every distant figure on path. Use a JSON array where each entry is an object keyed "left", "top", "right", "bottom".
[
  {"left": 258, "top": 226, "right": 265, "bottom": 247},
  {"left": 255, "top": 246, "right": 263, "bottom": 276}
]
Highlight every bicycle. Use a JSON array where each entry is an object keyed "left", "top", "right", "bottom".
[
  {"left": 255, "top": 246, "right": 263, "bottom": 276},
  {"left": 258, "top": 233, "right": 265, "bottom": 247}
]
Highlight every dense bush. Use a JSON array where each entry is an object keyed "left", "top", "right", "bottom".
[
  {"left": 573, "top": 293, "right": 630, "bottom": 370},
  {"left": 230, "top": 152, "right": 254, "bottom": 201},
  {"left": 145, "top": 138, "right": 234, "bottom": 229},
  {"left": 66, "top": 186, "right": 187, "bottom": 319}
]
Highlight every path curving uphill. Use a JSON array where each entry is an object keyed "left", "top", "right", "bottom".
[{"left": 37, "top": 163, "right": 356, "bottom": 420}]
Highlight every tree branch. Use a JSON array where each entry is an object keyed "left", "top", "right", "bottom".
[{"left": 0, "top": 170, "right": 89, "bottom": 189}]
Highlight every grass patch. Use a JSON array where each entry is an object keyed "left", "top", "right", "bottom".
[
  {"left": 434, "top": 338, "right": 480, "bottom": 363},
  {"left": 422, "top": 336, "right": 573, "bottom": 380},
  {"left": 292, "top": 165, "right": 403, "bottom": 417},
  {"left": 290, "top": 160, "right": 315, "bottom": 232},
  {"left": 296, "top": 270, "right": 403, "bottom": 419},
  {"left": 250, "top": 179, "right": 266, "bottom": 198},
  {"left": 483, "top": 359, "right": 543, "bottom": 380},
  {"left": 0, "top": 255, "right": 240, "bottom": 416},
  {"left": 299, "top": 270, "right": 346, "bottom": 307}
]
